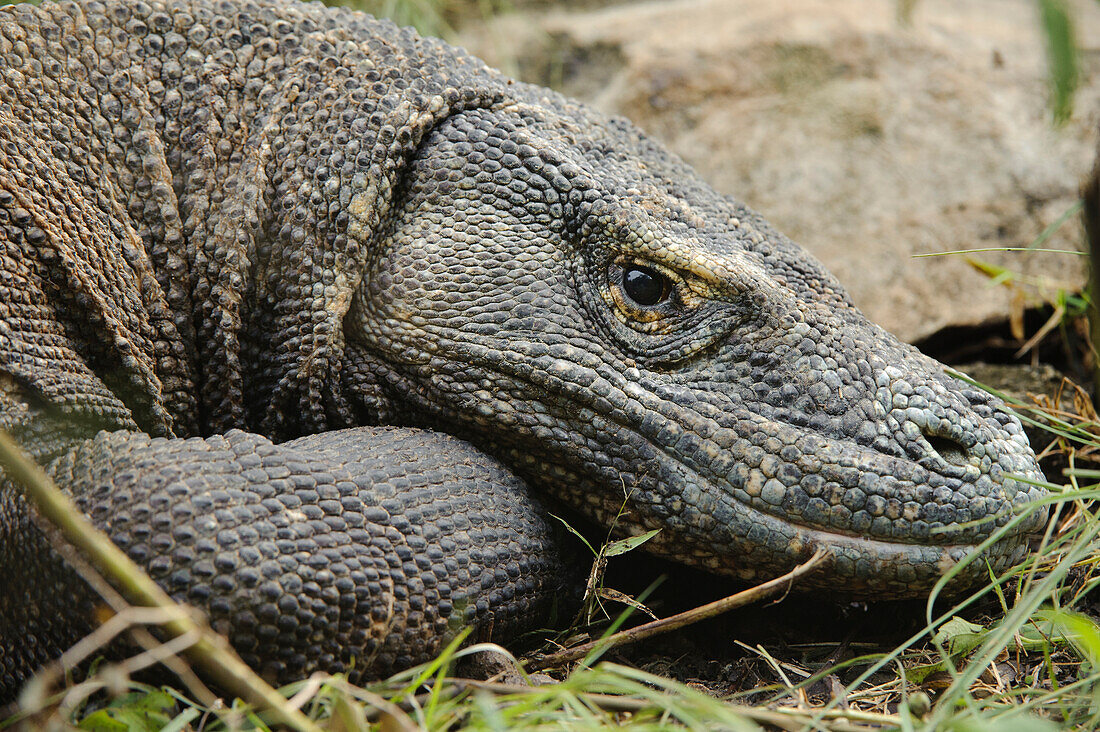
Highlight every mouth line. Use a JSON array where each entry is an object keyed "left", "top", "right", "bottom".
[
  {"left": 625, "top": 447, "right": 1019, "bottom": 594},
  {"left": 636, "top": 412, "right": 1046, "bottom": 556},
  {"left": 778, "top": 511, "right": 978, "bottom": 553},
  {"left": 636, "top": 447, "right": 1045, "bottom": 595},
  {"left": 419, "top": 338, "right": 1037, "bottom": 548},
  {"left": 654, "top": 445, "right": 989, "bottom": 547},
  {"left": 758, "top": 493, "right": 1006, "bottom": 547}
]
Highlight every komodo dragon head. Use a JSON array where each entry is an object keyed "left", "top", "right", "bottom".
[{"left": 330, "top": 95, "right": 1046, "bottom": 596}]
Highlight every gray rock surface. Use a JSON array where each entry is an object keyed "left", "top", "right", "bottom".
[{"left": 462, "top": 0, "right": 1098, "bottom": 342}]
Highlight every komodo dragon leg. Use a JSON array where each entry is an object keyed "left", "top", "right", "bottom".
[{"left": 1, "top": 427, "right": 578, "bottom": 694}]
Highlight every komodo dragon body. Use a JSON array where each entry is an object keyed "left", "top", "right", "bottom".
[{"left": 0, "top": 0, "right": 1047, "bottom": 696}]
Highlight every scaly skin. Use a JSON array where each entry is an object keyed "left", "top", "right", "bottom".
[{"left": 0, "top": 0, "right": 1046, "bottom": 698}]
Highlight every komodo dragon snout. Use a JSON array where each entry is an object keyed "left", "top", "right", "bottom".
[{"left": 343, "top": 106, "right": 1048, "bottom": 596}]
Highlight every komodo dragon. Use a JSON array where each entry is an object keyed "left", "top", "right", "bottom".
[{"left": 0, "top": 0, "right": 1048, "bottom": 698}]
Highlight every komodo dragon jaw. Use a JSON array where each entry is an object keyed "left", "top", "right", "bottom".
[{"left": 346, "top": 105, "right": 1048, "bottom": 596}]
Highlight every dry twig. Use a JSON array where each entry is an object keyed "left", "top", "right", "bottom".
[{"left": 527, "top": 548, "right": 830, "bottom": 671}]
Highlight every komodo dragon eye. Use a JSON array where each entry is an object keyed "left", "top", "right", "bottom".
[
  {"left": 606, "top": 259, "right": 684, "bottom": 331},
  {"left": 622, "top": 264, "right": 670, "bottom": 307}
]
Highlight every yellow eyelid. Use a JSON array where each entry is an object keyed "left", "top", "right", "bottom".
[{"left": 615, "top": 251, "right": 747, "bottom": 303}]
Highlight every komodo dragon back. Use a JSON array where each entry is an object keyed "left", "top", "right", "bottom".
[{"left": 0, "top": 0, "right": 1048, "bottom": 698}]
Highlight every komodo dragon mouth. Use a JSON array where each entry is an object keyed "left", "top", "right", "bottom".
[
  {"left": 614, "top": 359, "right": 1047, "bottom": 592},
  {"left": 358, "top": 327, "right": 1047, "bottom": 597}
]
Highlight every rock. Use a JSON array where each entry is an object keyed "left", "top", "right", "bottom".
[
  {"left": 457, "top": 649, "right": 557, "bottom": 685},
  {"left": 460, "top": 0, "right": 1097, "bottom": 342}
]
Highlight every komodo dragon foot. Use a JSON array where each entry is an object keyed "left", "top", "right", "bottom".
[{"left": 2, "top": 428, "right": 577, "bottom": 692}]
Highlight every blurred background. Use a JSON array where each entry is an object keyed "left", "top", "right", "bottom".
[{"left": 332, "top": 0, "right": 1100, "bottom": 387}]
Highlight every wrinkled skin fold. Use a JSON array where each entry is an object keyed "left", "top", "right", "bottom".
[{"left": 0, "top": 0, "right": 1046, "bottom": 700}]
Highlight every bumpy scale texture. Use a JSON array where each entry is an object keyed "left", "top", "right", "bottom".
[
  {"left": 0, "top": 0, "right": 1047, "bottom": 699},
  {"left": 2, "top": 428, "right": 573, "bottom": 688}
]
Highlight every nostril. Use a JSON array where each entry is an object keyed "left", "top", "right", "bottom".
[{"left": 924, "top": 433, "right": 970, "bottom": 466}]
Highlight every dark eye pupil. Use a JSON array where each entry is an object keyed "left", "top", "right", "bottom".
[{"left": 622, "top": 265, "right": 668, "bottom": 307}]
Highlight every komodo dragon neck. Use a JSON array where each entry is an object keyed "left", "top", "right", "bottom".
[{"left": 1, "top": 1, "right": 529, "bottom": 441}]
